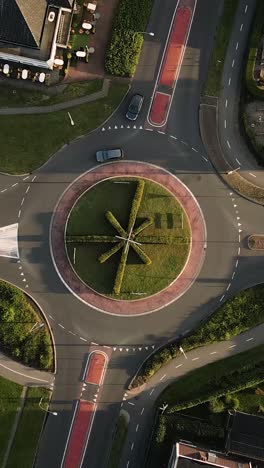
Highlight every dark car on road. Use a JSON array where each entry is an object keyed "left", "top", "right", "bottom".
[
  {"left": 96, "top": 148, "right": 124, "bottom": 163},
  {"left": 126, "top": 93, "right": 144, "bottom": 121}
]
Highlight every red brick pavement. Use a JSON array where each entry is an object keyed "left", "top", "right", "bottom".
[{"left": 50, "top": 161, "right": 206, "bottom": 316}]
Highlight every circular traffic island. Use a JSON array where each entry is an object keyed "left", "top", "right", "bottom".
[
  {"left": 65, "top": 177, "right": 191, "bottom": 300},
  {"left": 51, "top": 161, "right": 206, "bottom": 316}
]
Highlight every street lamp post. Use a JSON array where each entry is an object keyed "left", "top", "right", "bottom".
[{"left": 39, "top": 397, "right": 58, "bottom": 416}]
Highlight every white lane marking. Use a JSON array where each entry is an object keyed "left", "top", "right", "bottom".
[
  {"left": 31, "top": 176, "right": 36, "bottom": 182},
  {"left": 235, "top": 158, "right": 241, "bottom": 165},
  {"left": 202, "top": 155, "right": 208, "bottom": 162},
  {"left": 58, "top": 323, "right": 65, "bottom": 329},
  {"left": 245, "top": 5, "right": 248, "bottom": 13},
  {"left": 170, "top": 135, "right": 177, "bottom": 140},
  {"left": 0, "top": 362, "right": 50, "bottom": 382},
  {"left": 232, "top": 59, "right": 235, "bottom": 68},
  {"left": 236, "top": 42, "right": 239, "bottom": 50},
  {"left": 136, "top": 424, "right": 139, "bottom": 432},
  {"left": 192, "top": 357, "right": 199, "bottom": 361},
  {"left": 175, "top": 364, "right": 183, "bottom": 369},
  {"left": 146, "top": 128, "right": 153, "bottom": 132},
  {"left": 126, "top": 461, "right": 130, "bottom": 468},
  {"left": 21, "top": 197, "right": 25, "bottom": 206},
  {"left": 227, "top": 140, "right": 231, "bottom": 149},
  {"left": 68, "top": 331, "right": 76, "bottom": 336},
  {"left": 91, "top": 342, "right": 98, "bottom": 345},
  {"left": 48, "top": 315, "right": 54, "bottom": 320},
  {"left": 246, "top": 337, "right": 254, "bottom": 342},
  {"left": 23, "top": 176, "right": 29, "bottom": 181},
  {"left": 220, "top": 294, "right": 225, "bottom": 302},
  {"left": 226, "top": 283, "right": 231, "bottom": 291},
  {"left": 235, "top": 259, "right": 239, "bottom": 267},
  {"left": 237, "top": 247, "right": 241, "bottom": 255},
  {"left": 141, "top": 408, "right": 144, "bottom": 415},
  {"left": 191, "top": 147, "right": 198, "bottom": 152},
  {"left": 12, "top": 183, "right": 18, "bottom": 187},
  {"left": 128, "top": 402, "right": 135, "bottom": 406},
  {"left": 181, "top": 140, "right": 188, "bottom": 146},
  {"left": 160, "top": 374, "right": 166, "bottom": 381},
  {"left": 229, "top": 344, "right": 237, "bottom": 348},
  {"left": 150, "top": 389, "right": 155, "bottom": 396},
  {"left": 238, "top": 234, "right": 241, "bottom": 242},
  {"left": 228, "top": 77, "right": 231, "bottom": 86},
  {"left": 101, "top": 127, "right": 105, "bottom": 131},
  {"left": 1, "top": 188, "right": 7, "bottom": 193},
  {"left": 240, "top": 23, "right": 243, "bottom": 31},
  {"left": 131, "top": 443, "right": 134, "bottom": 451},
  {"left": 232, "top": 272, "right": 235, "bottom": 279},
  {"left": 210, "top": 352, "right": 217, "bottom": 355},
  {"left": 158, "top": 131, "right": 165, "bottom": 135},
  {"left": 249, "top": 172, "right": 256, "bottom": 178},
  {"left": 224, "top": 120, "right": 227, "bottom": 128},
  {"left": 18, "top": 210, "right": 21, "bottom": 218},
  {"left": 225, "top": 99, "right": 228, "bottom": 108},
  {"left": 80, "top": 337, "right": 87, "bottom": 342},
  {"left": 26, "top": 185, "right": 30, "bottom": 193}
]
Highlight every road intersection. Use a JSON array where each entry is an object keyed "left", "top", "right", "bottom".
[{"left": 0, "top": 1, "right": 263, "bottom": 467}]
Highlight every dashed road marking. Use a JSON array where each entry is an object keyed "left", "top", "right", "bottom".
[
  {"left": 210, "top": 351, "right": 217, "bottom": 355},
  {"left": 175, "top": 364, "right": 183, "bottom": 369},
  {"left": 160, "top": 374, "right": 166, "bottom": 381},
  {"left": 228, "top": 77, "right": 231, "bottom": 86},
  {"left": 128, "top": 401, "right": 135, "bottom": 406},
  {"left": 192, "top": 357, "right": 199, "bottom": 361},
  {"left": 246, "top": 337, "right": 254, "bottom": 342},
  {"left": 220, "top": 294, "right": 225, "bottom": 302},
  {"left": 58, "top": 324, "right": 65, "bottom": 329},
  {"left": 232, "top": 59, "right": 235, "bottom": 68},
  {"left": 236, "top": 42, "right": 239, "bottom": 50},
  {"left": 240, "top": 23, "right": 243, "bottom": 31},
  {"left": 249, "top": 172, "right": 256, "bottom": 178},
  {"left": 141, "top": 408, "right": 144, "bottom": 415},
  {"left": 136, "top": 424, "right": 139, "bottom": 432},
  {"left": 227, "top": 140, "right": 231, "bottom": 149},
  {"left": 229, "top": 344, "right": 237, "bottom": 348},
  {"left": 225, "top": 99, "right": 228, "bottom": 108},
  {"left": 244, "top": 4, "right": 248, "bottom": 13}
]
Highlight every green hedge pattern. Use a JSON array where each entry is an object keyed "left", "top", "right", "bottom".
[
  {"left": 99, "top": 241, "right": 123, "bottom": 264},
  {"left": 105, "top": 0, "right": 153, "bottom": 77}
]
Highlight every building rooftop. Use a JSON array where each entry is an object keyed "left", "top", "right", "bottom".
[{"left": 226, "top": 411, "right": 264, "bottom": 462}]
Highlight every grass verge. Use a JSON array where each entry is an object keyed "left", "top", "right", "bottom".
[
  {"left": 223, "top": 170, "right": 264, "bottom": 203},
  {"left": 130, "top": 283, "right": 264, "bottom": 388},
  {"left": 0, "top": 280, "right": 53, "bottom": 370},
  {"left": 0, "top": 79, "right": 102, "bottom": 107},
  {"left": 6, "top": 387, "right": 50, "bottom": 468},
  {"left": 107, "top": 412, "right": 129, "bottom": 468},
  {"left": 66, "top": 178, "right": 190, "bottom": 299},
  {"left": 0, "top": 82, "right": 128, "bottom": 174},
  {"left": 203, "top": 0, "right": 239, "bottom": 96},
  {"left": 0, "top": 377, "right": 21, "bottom": 466}
]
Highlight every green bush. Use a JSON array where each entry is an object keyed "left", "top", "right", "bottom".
[
  {"left": 132, "top": 244, "right": 151, "bottom": 265},
  {"left": 132, "top": 217, "right": 153, "bottom": 237},
  {"left": 155, "top": 416, "right": 166, "bottom": 443},
  {"left": 225, "top": 394, "right": 240, "bottom": 410},
  {"left": 127, "top": 180, "right": 145, "bottom": 232},
  {"left": 99, "top": 241, "right": 123, "bottom": 263},
  {"left": 163, "top": 414, "right": 225, "bottom": 444},
  {"left": 66, "top": 235, "right": 117, "bottom": 243},
  {"left": 245, "top": 0, "right": 264, "bottom": 99},
  {"left": 209, "top": 398, "right": 225, "bottom": 413},
  {"left": 105, "top": 0, "right": 153, "bottom": 77},
  {"left": 113, "top": 245, "right": 129, "bottom": 295},
  {"left": 105, "top": 211, "right": 126, "bottom": 237},
  {"left": 0, "top": 281, "right": 53, "bottom": 370}
]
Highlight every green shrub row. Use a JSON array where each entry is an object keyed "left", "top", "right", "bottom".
[
  {"left": 113, "top": 245, "right": 129, "bottom": 295},
  {"left": 132, "top": 217, "right": 153, "bottom": 237},
  {"left": 105, "top": 211, "right": 126, "bottom": 237},
  {"left": 162, "top": 414, "right": 224, "bottom": 443},
  {"left": 99, "top": 241, "right": 123, "bottom": 264},
  {"left": 127, "top": 180, "right": 145, "bottom": 232},
  {"left": 167, "top": 361, "right": 264, "bottom": 413},
  {"left": 0, "top": 281, "right": 53, "bottom": 370},
  {"left": 136, "top": 235, "right": 189, "bottom": 244},
  {"left": 129, "top": 284, "right": 264, "bottom": 388},
  {"left": 132, "top": 244, "right": 151, "bottom": 265},
  {"left": 66, "top": 235, "right": 117, "bottom": 243},
  {"left": 245, "top": 0, "right": 264, "bottom": 99},
  {"left": 105, "top": 0, "right": 153, "bottom": 77}
]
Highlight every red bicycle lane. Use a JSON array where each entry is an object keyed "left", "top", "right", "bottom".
[{"left": 147, "top": 0, "right": 197, "bottom": 129}]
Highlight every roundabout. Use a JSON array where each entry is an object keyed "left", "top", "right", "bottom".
[{"left": 50, "top": 161, "right": 207, "bottom": 316}]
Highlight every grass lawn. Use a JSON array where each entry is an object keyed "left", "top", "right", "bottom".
[
  {"left": 66, "top": 178, "right": 190, "bottom": 299},
  {"left": 0, "top": 377, "right": 22, "bottom": 466},
  {"left": 107, "top": 413, "right": 128, "bottom": 468},
  {"left": 158, "top": 345, "right": 264, "bottom": 409},
  {"left": 6, "top": 387, "right": 50, "bottom": 468},
  {"left": 203, "top": 0, "right": 239, "bottom": 96},
  {"left": 0, "top": 82, "right": 128, "bottom": 174},
  {"left": 71, "top": 33, "right": 90, "bottom": 50},
  {"left": 0, "top": 79, "right": 102, "bottom": 107}
]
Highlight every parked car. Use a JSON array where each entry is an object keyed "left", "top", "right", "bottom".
[
  {"left": 126, "top": 93, "right": 144, "bottom": 121},
  {"left": 96, "top": 148, "right": 124, "bottom": 162}
]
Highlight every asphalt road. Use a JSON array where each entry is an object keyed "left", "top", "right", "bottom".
[{"left": 0, "top": 1, "right": 263, "bottom": 467}]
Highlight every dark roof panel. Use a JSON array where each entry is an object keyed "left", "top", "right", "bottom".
[{"left": 227, "top": 412, "right": 264, "bottom": 461}]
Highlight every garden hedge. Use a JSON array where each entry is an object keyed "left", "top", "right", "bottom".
[
  {"left": 106, "top": 211, "right": 126, "bottom": 237},
  {"left": 130, "top": 284, "right": 264, "bottom": 388},
  {"left": 245, "top": 0, "right": 264, "bottom": 99},
  {"left": 127, "top": 179, "right": 145, "bottom": 232},
  {"left": 99, "top": 241, "right": 123, "bottom": 263},
  {"left": 105, "top": 0, "right": 153, "bottom": 77},
  {"left": 66, "top": 235, "right": 117, "bottom": 243},
  {"left": 132, "top": 244, "right": 151, "bottom": 265},
  {"left": 0, "top": 281, "right": 53, "bottom": 370},
  {"left": 132, "top": 217, "right": 153, "bottom": 237},
  {"left": 113, "top": 244, "right": 129, "bottom": 295}
]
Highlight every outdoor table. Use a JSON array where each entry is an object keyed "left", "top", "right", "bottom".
[
  {"left": 82, "top": 22, "right": 92, "bottom": 30},
  {"left": 3, "top": 64, "right": 9, "bottom": 74},
  {"left": 76, "top": 51, "right": 86, "bottom": 58},
  {"left": 21, "top": 69, "right": 28, "bottom": 79},
  {"left": 54, "top": 58, "right": 64, "bottom": 66},
  {"left": 88, "top": 47, "right": 95, "bottom": 54},
  {"left": 87, "top": 2, "right": 96, "bottom": 11},
  {"left": 39, "top": 73, "right": 45, "bottom": 83}
]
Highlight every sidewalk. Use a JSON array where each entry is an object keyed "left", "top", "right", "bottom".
[{"left": 0, "top": 351, "right": 54, "bottom": 386}]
